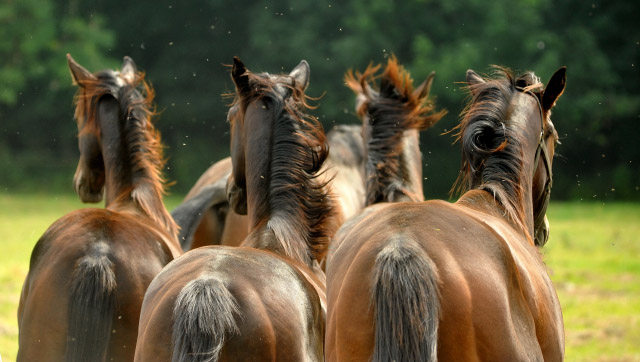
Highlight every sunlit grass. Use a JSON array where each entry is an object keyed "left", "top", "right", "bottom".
[
  {"left": 0, "top": 195, "right": 638, "bottom": 361},
  {"left": 544, "top": 202, "right": 640, "bottom": 362},
  {"left": 0, "top": 193, "right": 90, "bottom": 362}
]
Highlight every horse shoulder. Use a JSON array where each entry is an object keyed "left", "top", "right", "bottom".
[
  {"left": 424, "top": 201, "right": 560, "bottom": 360},
  {"left": 475, "top": 214, "right": 564, "bottom": 359}
]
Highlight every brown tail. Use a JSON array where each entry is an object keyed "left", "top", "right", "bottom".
[{"left": 64, "top": 252, "right": 116, "bottom": 362}]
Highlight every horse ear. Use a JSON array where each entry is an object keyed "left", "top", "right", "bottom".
[
  {"left": 67, "top": 53, "right": 96, "bottom": 87},
  {"left": 121, "top": 56, "right": 137, "bottom": 84},
  {"left": 542, "top": 66, "right": 567, "bottom": 111},
  {"left": 232, "top": 56, "right": 250, "bottom": 94},
  {"left": 289, "top": 60, "right": 310, "bottom": 90},
  {"left": 466, "top": 69, "right": 485, "bottom": 88},
  {"left": 359, "top": 76, "right": 374, "bottom": 100},
  {"left": 414, "top": 71, "right": 435, "bottom": 100}
]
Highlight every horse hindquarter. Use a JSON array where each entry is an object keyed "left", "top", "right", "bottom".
[
  {"left": 136, "top": 247, "right": 325, "bottom": 362},
  {"left": 17, "top": 211, "right": 175, "bottom": 362}
]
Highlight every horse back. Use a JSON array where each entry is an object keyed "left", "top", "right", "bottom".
[
  {"left": 18, "top": 208, "right": 176, "bottom": 362},
  {"left": 327, "top": 200, "right": 563, "bottom": 361}
]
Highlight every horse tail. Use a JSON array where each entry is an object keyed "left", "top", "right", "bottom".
[
  {"left": 172, "top": 276, "right": 240, "bottom": 362},
  {"left": 64, "top": 251, "right": 116, "bottom": 362},
  {"left": 371, "top": 238, "right": 441, "bottom": 362}
]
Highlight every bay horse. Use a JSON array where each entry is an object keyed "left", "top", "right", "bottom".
[
  {"left": 135, "top": 57, "right": 331, "bottom": 361},
  {"left": 17, "top": 55, "right": 181, "bottom": 362},
  {"left": 172, "top": 124, "right": 364, "bottom": 251},
  {"left": 326, "top": 66, "right": 567, "bottom": 361}
]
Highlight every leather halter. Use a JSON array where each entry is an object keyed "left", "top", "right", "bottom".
[{"left": 521, "top": 88, "right": 553, "bottom": 246}]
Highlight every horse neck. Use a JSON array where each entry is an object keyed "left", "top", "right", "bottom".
[
  {"left": 242, "top": 105, "right": 273, "bottom": 229},
  {"left": 397, "top": 129, "right": 425, "bottom": 201},
  {"left": 508, "top": 96, "right": 543, "bottom": 240},
  {"left": 97, "top": 97, "right": 177, "bottom": 239},
  {"left": 364, "top": 118, "right": 425, "bottom": 206},
  {"left": 95, "top": 97, "right": 134, "bottom": 205},
  {"left": 518, "top": 143, "right": 538, "bottom": 240},
  {"left": 473, "top": 107, "right": 540, "bottom": 241},
  {"left": 240, "top": 100, "right": 326, "bottom": 267}
]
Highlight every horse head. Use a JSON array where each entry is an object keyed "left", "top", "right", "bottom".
[
  {"left": 67, "top": 54, "right": 168, "bottom": 215},
  {"left": 462, "top": 66, "right": 566, "bottom": 246},
  {"left": 68, "top": 55, "right": 138, "bottom": 203},
  {"left": 227, "top": 57, "right": 331, "bottom": 267},
  {"left": 531, "top": 67, "right": 566, "bottom": 246},
  {"left": 227, "top": 57, "right": 312, "bottom": 216}
]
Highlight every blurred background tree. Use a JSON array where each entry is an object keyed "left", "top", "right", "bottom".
[{"left": 1, "top": 0, "right": 638, "bottom": 200}]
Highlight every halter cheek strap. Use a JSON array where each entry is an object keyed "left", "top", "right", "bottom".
[
  {"left": 532, "top": 137, "right": 553, "bottom": 246},
  {"left": 524, "top": 89, "right": 553, "bottom": 246}
]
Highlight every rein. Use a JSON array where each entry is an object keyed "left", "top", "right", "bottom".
[{"left": 521, "top": 88, "right": 553, "bottom": 246}]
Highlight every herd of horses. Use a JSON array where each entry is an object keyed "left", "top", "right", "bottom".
[{"left": 16, "top": 52, "right": 566, "bottom": 361}]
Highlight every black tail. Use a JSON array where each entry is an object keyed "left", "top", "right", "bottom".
[
  {"left": 371, "top": 238, "right": 440, "bottom": 362},
  {"left": 172, "top": 277, "right": 240, "bottom": 362},
  {"left": 64, "top": 252, "right": 116, "bottom": 362}
]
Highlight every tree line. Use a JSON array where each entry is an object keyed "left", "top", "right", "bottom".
[{"left": 1, "top": 0, "right": 638, "bottom": 200}]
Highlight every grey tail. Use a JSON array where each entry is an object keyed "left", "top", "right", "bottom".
[
  {"left": 64, "top": 253, "right": 116, "bottom": 362},
  {"left": 371, "top": 239, "right": 441, "bottom": 362},
  {"left": 172, "top": 277, "right": 240, "bottom": 362}
]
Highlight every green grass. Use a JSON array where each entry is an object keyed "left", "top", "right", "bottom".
[
  {"left": 0, "top": 192, "right": 183, "bottom": 362},
  {"left": 543, "top": 203, "right": 640, "bottom": 361},
  {"left": 0, "top": 194, "right": 638, "bottom": 361}
]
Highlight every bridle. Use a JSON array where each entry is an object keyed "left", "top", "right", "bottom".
[{"left": 521, "top": 88, "right": 553, "bottom": 246}]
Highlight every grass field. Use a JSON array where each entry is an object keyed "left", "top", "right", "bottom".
[{"left": 0, "top": 193, "right": 638, "bottom": 361}]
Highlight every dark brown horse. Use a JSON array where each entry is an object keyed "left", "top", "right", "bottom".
[
  {"left": 326, "top": 66, "right": 566, "bottom": 361},
  {"left": 135, "top": 58, "right": 331, "bottom": 361},
  {"left": 17, "top": 55, "right": 181, "bottom": 362},
  {"left": 172, "top": 124, "right": 365, "bottom": 251}
]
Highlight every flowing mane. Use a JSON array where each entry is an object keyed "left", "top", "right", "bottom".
[
  {"left": 452, "top": 66, "right": 543, "bottom": 232},
  {"left": 346, "top": 56, "right": 446, "bottom": 204},
  {"left": 230, "top": 69, "right": 333, "bottom": 263},
  {"left": 73, "top": 71, "right": 177, "bottom": 238}
]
